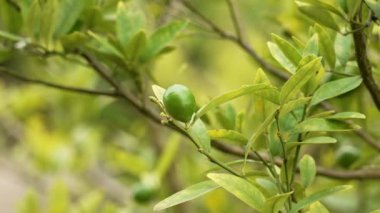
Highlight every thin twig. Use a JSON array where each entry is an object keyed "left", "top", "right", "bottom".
[
  {"left": 0, "top": 68, "right": 120, "bottom": 98},
  {"left": 225, "top": 0, "right": 244, "bottom": 41}
]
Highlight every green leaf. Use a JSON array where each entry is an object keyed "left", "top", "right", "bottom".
[
  {"left": 141, "top": 20, "right": 188, "bottom": 62},
  {"left": 268, "top": 41, "right": 297, "bottom": 74},
  {"left": 152, "top": 84, "right": 166, "bottom": 103},
  {"left": 286, "top": 136, "right": 337, "bottom": 149},
  {"left": 208, "top": 129, "right": 248, "bottom": 145},
  {"left": 302, "top": 55, "right": 326, "bottom": 95},
  {"left": 187, "top": 119, "right": 211, "bottom": 153},
  {"left": 272, "top": 34, "right": 302, "bottom": 65},
  {"left": 153, "top": 181, "right": 218, "bottom": 211},
  {"left": 88, "top": 31, "right": 124, "bottom": 59},
  {"left": 296, "top": 0, "right": 346, "bottom": 19},
  {"left": 268, "top": 122, "right": 282, "bottom": 156},
  {"left": 292, "top": 118, "right": 360, "bottom": 133},
  {"left": 334, "top": 33, "right": 352, "bottom": 67},
  {"left": 215, "top": 104, "right": 236, "bottom": 130},
  {"left": 326, "top": 112, "right": 366, "bottom": 120},
  {"left": 124, "top": 31, "right": 147, "bottom": 61},
  {"left": 366, "top": 0, "right": 380, "bottom": 19},
  {"left": 207, "top": 173, "right": 265, "bottom": 211},
  {"left": 315, "top": 24, "right": 336, "bottom": 69},
  {"left": 245, "top": 110, "right": 277, "bottom": 158},
  {"left": 290, "top": 185, "right": 351, "bottom": 213},
  {"left": 279, "top": 97, "right": 311, "bottom": 118},
  {"left": 197, "top": 84, "right": 279, "bottom": 118},
  {"left": 370, "top": 209, "right": 380, "bottom": 213},
  {"left": 262, "top": 192, "right": 293, "bottom": 213},
  {"left": 0, "top": 30, "right": 25, "bottom": 41},
  {"left": 39, "top": 0, "right": 59, "bottom": 50},
  {"left": 310, "top": 76, "right": 362, "bottom": 105},
  {"left": 308, "top": 201, "right": 330, "bottom": 213},
  {"left": 55, "top": 0, "right": 87, "bottom": 37},
  {"left": 280, "top": 57, "right": 322, "bottom": 104},
  {"left": 116, "top": 2, "right": 145, "bottom": 50},
  {"left": 299, "top": 155, "right": 316, "bottom": 188},
  {"left": 303, "top": 34, "right": 319, "bottom": 57},
  {"left": 296, "top": 2, "right": 340, "bottom": 31}
]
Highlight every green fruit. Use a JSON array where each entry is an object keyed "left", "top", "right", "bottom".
[
  {"left": 163, "top": 84, "right": 196, "bottom": 122},
  {"left": 132, "top": 183, "right": 157, "bottom": 203},
  {"left": 335, "top": 145, "right": 360, "bottom": 169}
]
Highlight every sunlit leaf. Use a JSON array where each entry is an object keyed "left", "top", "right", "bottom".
[
  {"left": 299, "top": 155, "right": 316, "bottom": 188},
  {"left": 262, "top": 192, "right": 293, "bottom": 213},
  {"left": 152, "top": 84, "right": 166, "bottom": 103},
  {"left": 286, "top": 136, "right": 337, "bottom": 149},
  {"left": 154, "top": 181, "right": 218, "bottom": 211},
  {"left": 88, "top": 31, "right": 124, "bottom": 58},
  {"left": 367, "top": 0, "right": 380, "bottom": 18},
  {"left": 279, "top": 97, "right": 311, "bottom": 118},
  {"left": 55, "top": 0, "right": 87, "bottom": 37},
  {"left": 215, "top": 104, "right": 236, "bottom": 130},
  {"left": 308, "top": 201, "right": 330, "bottom": 213},
  {"left": 245, "top": 110, "right": 277, "bottom": 158},
  {"left": 208, "top": 129, "right": 247, "bottom": 145},
  {"left": 197, "top": 84, "right": 279, "bottom": 118},
  {"left": 124, "top": 31, "right": 147, "bottom": 61},
  {"left": 116, "top": 2, "right": 145, "bottom": 50},
  {"left": 303, "top": 34, "right": 319, "bottom": 57},
  {"left": 334, "top": 33, "right": 352, "bottom": 67},
  {"left": 141, "top": 20, "right": 188, "bottom": 62},
  {"left": 280, "top": 57, "right": 322, "bottom": 104},
  {"left": 296, "top": 0, "right": 346, "bottom": 19},
  {"left": 326, "top": 112, "right": 365, "bottom": 120},
  {"left": 290, "top": 185, "right": 351, "bottom": 213},
  {"left": 315, "top": 24, "right": 336, "bottom": 69},
  {"left": 292, "top": 118, "right": 360, "bottom": 133},
  {"left": 187, "top": 119, "right": 211, "bottom": 153},
  {"left": 268, "top": 41, "right": 297, "bottom": 73},
  {"left": 296, "top": 2, "right": 340, "bottom": 31},
  {"left": 272, "top": 34, "right": 302, "bottom": 65},
  {"left": 207, "top": 173, "right": 265, "bottom": 211},
  {"left": 310, "top": 76, "right": 362, "bottom": 105}
]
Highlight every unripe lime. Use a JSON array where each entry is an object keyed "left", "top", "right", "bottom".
[
  {"left": 132, "top": 183, "right": 157, "bottom": 203},
  {"left": 163, "top": 84, "right": 196, "bottom": 122},
  {"left": 335, "top": 145, "right": 360, "bottom": 169}
]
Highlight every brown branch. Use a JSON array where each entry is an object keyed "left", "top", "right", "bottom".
[
  {"left": 351, "top": 19, "right": 380, "bottom": 110},
  {"left": 0, "top": 68, "right": 120, "bottom": 98}
]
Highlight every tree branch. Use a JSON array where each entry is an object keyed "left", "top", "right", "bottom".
[
  {"left": 225, "top": 0, "right": 244, "bottom": 41},
  {"left": 351, "top": 19, "right": 380, "bottom": 110},
  {"left": 0, "top": 68, "right": 120, "bottom": 98}
]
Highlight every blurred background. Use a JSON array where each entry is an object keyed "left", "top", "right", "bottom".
[{"left": 0, "top": 0, "right": 380, "bottom": 212}]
